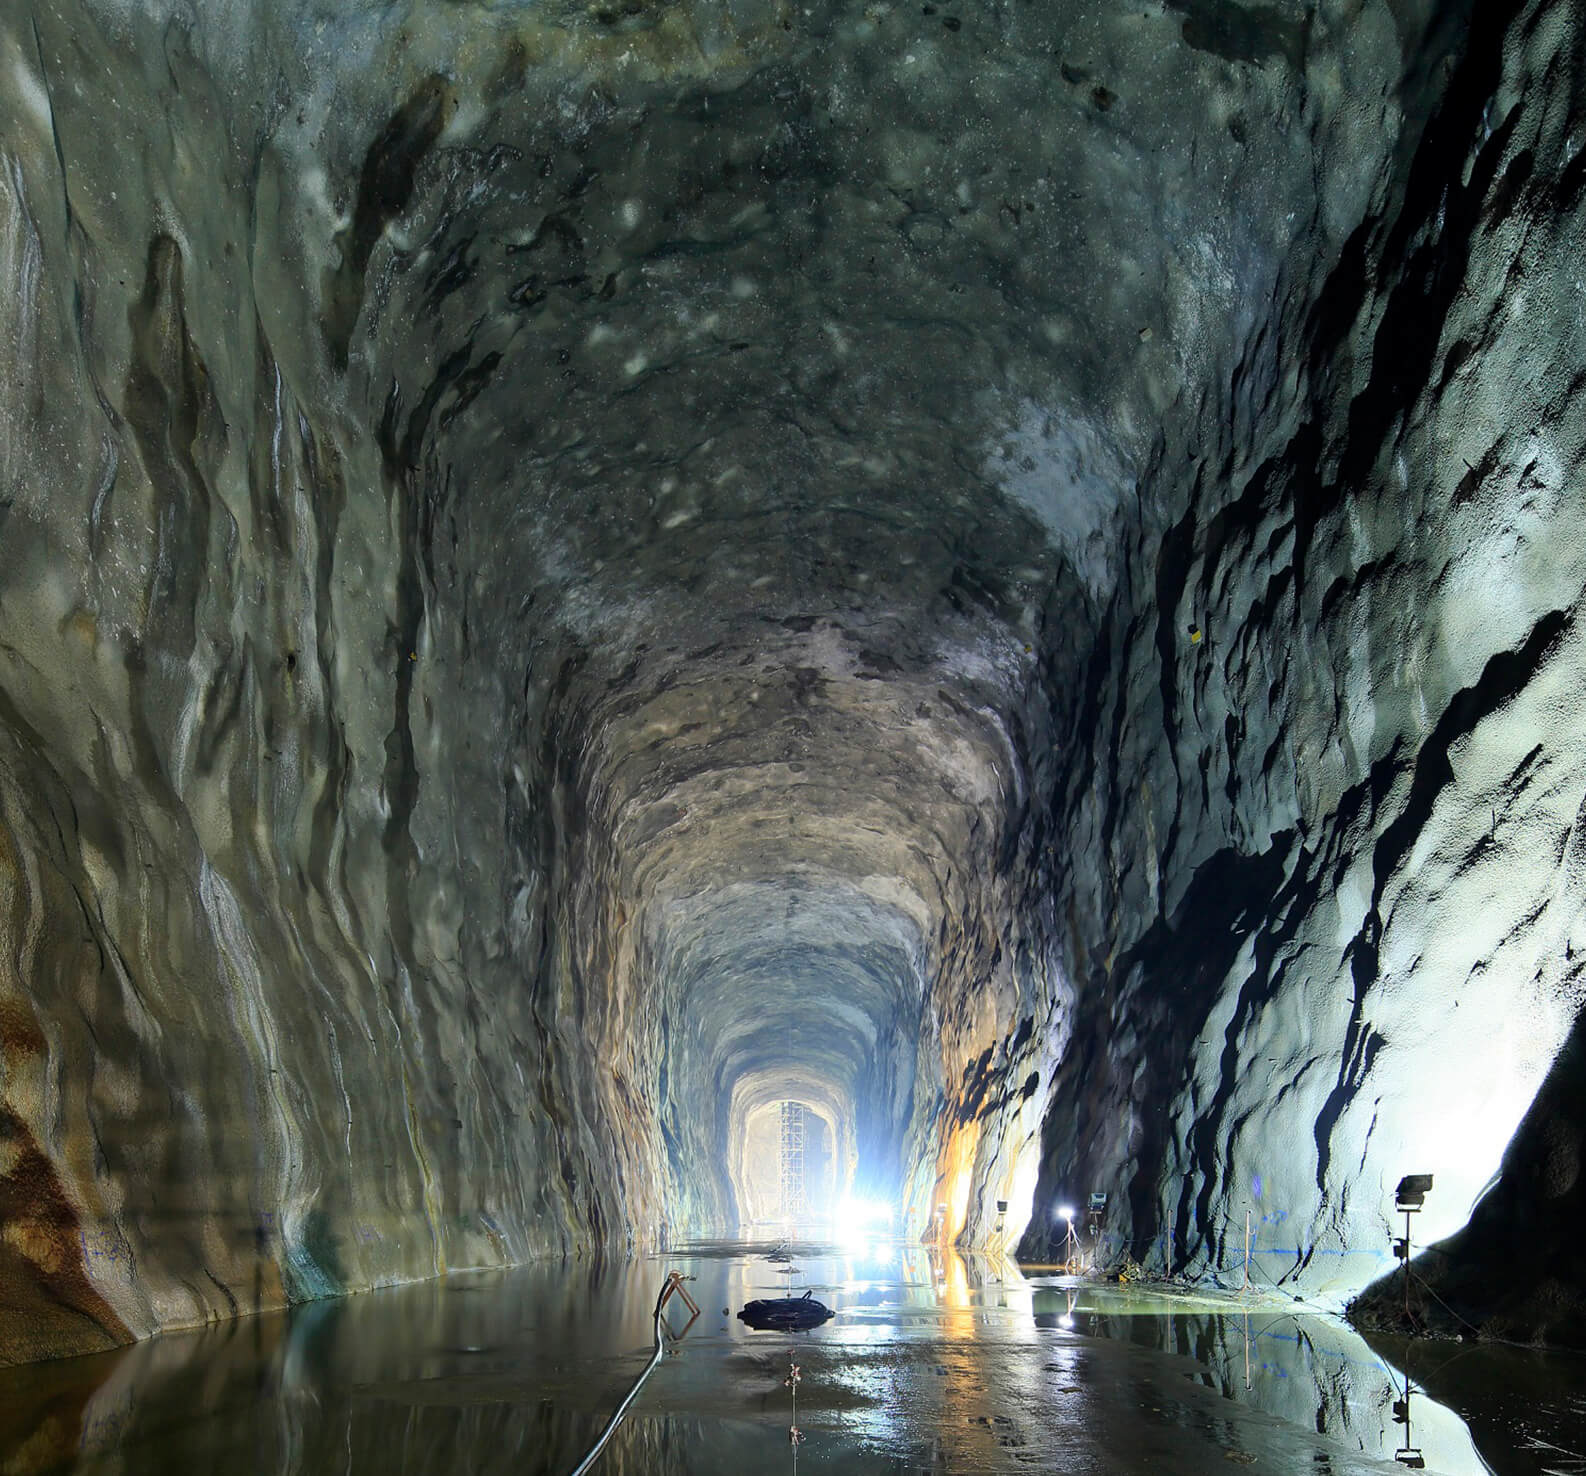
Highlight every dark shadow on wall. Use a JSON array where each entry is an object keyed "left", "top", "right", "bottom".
[
  {"left": 1349, "top": 1000, "right": 1586, "bottom": 1349},
  {"left": 1016, "top": 833, "right": 1296, "bottom": 1271}
]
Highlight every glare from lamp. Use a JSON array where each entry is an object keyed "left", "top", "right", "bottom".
[
  {"left": 835, "top": 1196, "right": 894, "bottom": 1250},
  {"left": 1057, "top": 1204, "right": 1076, "bottom": 1222}
]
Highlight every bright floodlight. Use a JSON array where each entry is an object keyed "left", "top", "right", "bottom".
[
  {"left": 1057, "top": 1204, "right": 1075, "bottom": 1221},
  {"left": 836, "top": 1196, "right": 894, "bottom": 1250},
  {"left": 838, "top": 1196, "right": 892, "bottom": 1226}
]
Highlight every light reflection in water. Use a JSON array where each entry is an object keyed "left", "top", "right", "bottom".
[
  {"left": 1, "top": 1242, "right": 1577, "bottom": 1476},
  {"left": 1025, "top": 1273, "right": 1492, "bottom": 1473}
]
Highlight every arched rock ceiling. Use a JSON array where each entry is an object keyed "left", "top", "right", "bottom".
[
  {"left": 23, "top": 0, "right": 1586, "bottom": 1366},
  {"left": 655, "top": 886, "right": 921, "bottom": 1073},
  {"left": 277, "top": 0, "right": 1409, "bottom": 1129}
]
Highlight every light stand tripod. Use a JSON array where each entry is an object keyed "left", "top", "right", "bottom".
[{"left": 1392, "top": 1174, "right": 1433, "bottom": 1330}]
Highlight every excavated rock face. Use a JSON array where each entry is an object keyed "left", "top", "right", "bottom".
[
  {"left": 0, "top": 0, "right": 1582, "bottom": 1364},
  {"left": 1021, "top": 0, "right": 1586, "bottom": 1330}
]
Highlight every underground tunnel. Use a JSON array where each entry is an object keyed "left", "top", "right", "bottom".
[{"left": 2, "top": 0, "right": 1586, "bottom": 1470}]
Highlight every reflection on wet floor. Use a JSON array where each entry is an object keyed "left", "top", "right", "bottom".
[{"left": 2, "top": 1240, "right": 1583, "bottom": 1476}]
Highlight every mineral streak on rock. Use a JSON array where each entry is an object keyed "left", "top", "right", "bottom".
[{"left": 0, "top": 0, "right": 1584, "bottom": 1366}]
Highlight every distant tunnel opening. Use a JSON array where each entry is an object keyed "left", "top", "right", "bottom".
[{"left": 729, "top": 1091, "right": 848, "bottom": 1231}]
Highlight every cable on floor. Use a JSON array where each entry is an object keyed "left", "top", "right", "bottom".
[{"left": 567, "top": 1276, "right": 675, "bottom": 1476}]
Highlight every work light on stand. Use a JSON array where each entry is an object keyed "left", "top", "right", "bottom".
[{"left": 1392, "top": 1175, "right": 1433, "bottom": 1329}]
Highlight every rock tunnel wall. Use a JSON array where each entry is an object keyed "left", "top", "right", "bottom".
[
  {"left": 1022, "top": 0, "right": 1586, "bottom": 1338},
  {"left": 0, "top": 3, "right": 663, "bottom": 1364},
  {"left": 1, "top": 0, "right": 1583, "bottom": 1368},
  {"left": 0, "top": 0, "right": 1069, "bottom": 1364}
]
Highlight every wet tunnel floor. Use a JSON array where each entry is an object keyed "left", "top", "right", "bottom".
[{"left": 3, "top": 1240, "right": 1584, "bottom": 1476}]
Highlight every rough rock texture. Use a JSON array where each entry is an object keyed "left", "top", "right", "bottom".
[
  {"left": 1351, "top": 1008, "right": 1586, "bottom": 1346},
  {"left": 0, "top": 0, "right": 1583, "bottom": 1366},
  {"left": 1021, "top": 0, "right": 1586, "bottom": 1333}
]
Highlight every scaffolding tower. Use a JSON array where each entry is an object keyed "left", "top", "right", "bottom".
[{"left": 778, "top": 1101, "right": 807, "bottom": 1220}]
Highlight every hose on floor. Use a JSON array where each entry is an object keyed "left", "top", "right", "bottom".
[{"left": 567, "top": 1278, "right": 673, "bottom": 1476}]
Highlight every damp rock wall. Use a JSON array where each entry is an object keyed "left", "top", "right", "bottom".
[
  {"left": 0, "top": 0, "right": 1067, "bottom": 1363},
  {"left": 2, "top": 0, "right": 1582, "bottom": 1370},
  {"left": 0, "top": 1, "right": 673, "bottom": 1366},
  {"left": 1022, "top": 0, "right": 1586, "bottom": 1341}
]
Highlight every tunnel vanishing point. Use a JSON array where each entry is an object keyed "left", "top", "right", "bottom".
[{"left": 2, "top": 0, "right": 1586, "bottom": 1369}]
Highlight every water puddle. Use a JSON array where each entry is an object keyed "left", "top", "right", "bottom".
[
  {"left": 1, "top": 1240, "right": 1581, "bottom": 1475},
  {"left": 1018, "top": 1273, "right": 1493, "bottom": 1473}
]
